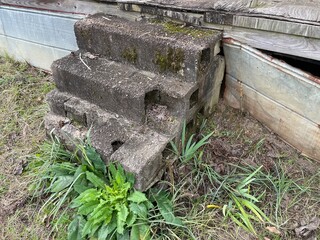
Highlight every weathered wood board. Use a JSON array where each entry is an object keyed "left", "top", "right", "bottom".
[
  {"left": 223, "top": 39, "right": 320, "bottom": 125},
  {"left": 223, "top": 28, "right": 320, "bottom": 62},
  {"left": 224, "top": 74, "right": 320, "bottom": 161},
  {"left": 117, "top": 0, "right": 320, "bottom": 24},
  {"left": 0, "top": 0, "right": 119, "bottom": 15}
]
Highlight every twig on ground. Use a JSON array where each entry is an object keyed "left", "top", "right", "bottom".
[{"left": 79, "top": 53, "right": 91, "bottom": 71}]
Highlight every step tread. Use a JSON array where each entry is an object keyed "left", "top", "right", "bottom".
[
  {"left": 53, "top": 52, "right": 195, "bottom": 98},
  {"left": 75, "top": 14, "right": 222, "bottom": 82}
]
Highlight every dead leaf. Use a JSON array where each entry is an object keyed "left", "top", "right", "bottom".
[
  {"left": 295, "top": 217, "right": 320, "bottom": 239},
  {"left": 266, "top": 226, "right": 281, "bottom": 235}
]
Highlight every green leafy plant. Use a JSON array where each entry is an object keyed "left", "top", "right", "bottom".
[
  {"left": 170, "top": 121, "right": 213, "bottom": 163},
  {"left": 31, "top": 136, "right": 187, "bottom": 239},
  {"left": 220, "top": 166, "right": 272, "bottom": 234},
  {"left": 31, "top": 136, "right": 107, "bottom": 225},
  {"left": 69, "top": 163, "right": 152, "bottom": 240}
]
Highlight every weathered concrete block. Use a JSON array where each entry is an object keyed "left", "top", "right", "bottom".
[
  {"left": 45, "top": 106, "right": 170, "bottom": 191},
  {"left": 75, "top": 14, "right": 221, "bottom": 82},
  {"left": 52, "top": 53, "right": 199, "bottom": 127},
  {"left": 110, "top": 130, "right": 169, "bottom": 190},
  {"left": 46, "top": 14, "right": 225, "bottom": 191},
  {"left": 46, "top": 89, "right": 71, "bottom": 116}
]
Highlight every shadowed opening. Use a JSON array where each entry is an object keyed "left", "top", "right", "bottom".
[
  {"left": 111, "top": 140, "right": 124, "bottom": 152},
  {"left": 189, "top": 89, "right": 199, "bottom": 108}
]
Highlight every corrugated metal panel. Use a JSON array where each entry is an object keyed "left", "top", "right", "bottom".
[
  {"left": 0, "top": 35, "right": 71, "bottom": 70},
  {"left": 0, "top": 6, "right": 81, "bottom": 50},
  {"left": 0, "top": 6, "right": 82, "bottom": 70}
]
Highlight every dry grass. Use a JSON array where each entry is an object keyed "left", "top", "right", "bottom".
[
  {"left": 0, "top": 55, "right": 55, "bottom": 239},
  {"left": 0, "top": 56, "right": 319, "bottom": 239}
]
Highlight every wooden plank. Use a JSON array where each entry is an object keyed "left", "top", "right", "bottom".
[
  {"left": 0, "top": 7, "right": 80, "bottom": 50},
  {"left": 0, "top": 0, "right": 121, "bottom": 15},
  {"left": 224, "top": 74, "right": 320, "bottom": 162},
  {"left": 0, "top": 34, "right": 71, "bottom": 70},
  {"left": 223, "top": 28, "right": 320, "bottom": 63},
  {"left": 117, "top": 0, "right": 320, "bottom": 23},
  {"left": 231, "top": 16, "right": 320, "bottom": 39},
  {"left": 250, "top": 1, "right": 320, "bottom": 23},
  {"left": 120, "top": 1, "right": 320, "bottom": 39},
  {"left": 223, "top": 39, "right": 320, "bottom": 124}
]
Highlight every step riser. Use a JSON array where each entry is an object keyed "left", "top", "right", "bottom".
[
  {"left": 45, "top": 112, "right": 169, "bottom": 191},
  {"left": 75, "top": 15, "right": 221, "bottom": 82},
  {"left": 52, "top": 55, "right": 198, "bottom": 125}
]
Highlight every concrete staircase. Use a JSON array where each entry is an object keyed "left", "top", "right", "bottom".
[{"left": 45, "top": 14, "right": 224, "bottom": 190}]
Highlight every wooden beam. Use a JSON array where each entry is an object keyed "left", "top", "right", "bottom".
[
  {"left": 118, "top": 0, "right": 320, "bottom": 24},
  {"left": 0, "top": 0, "right": 120, "bottom": 15},
  {"left": 224, "top": 74, "right": 320, "bottom": 162},
  {"left": 222, "top": 28, "right": 320, "bottom": 62}
]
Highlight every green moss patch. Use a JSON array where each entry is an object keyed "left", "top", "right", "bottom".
[
  {"left": 155, "top": 47, "right": 184, "bottom": 73},
  {"left": 163, "top": 21, "right": 213, "bottom": 38},
  {"left": 122, "top": 47, "right": 138, "bottom": 64}
]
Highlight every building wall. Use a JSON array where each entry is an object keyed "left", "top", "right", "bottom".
[{"left": 0, "top": 6, "right": 82, "bottom": 70}]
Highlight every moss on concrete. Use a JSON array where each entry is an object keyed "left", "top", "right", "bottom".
[
  {"left": 122, "top": 47, "right": 138, "bottom": 64},
  {"left": 163, "top": 21, "right": 213, "bottom": 38},
  {"left": 155, "top": 47, "right": 185, "bottom": 73}
]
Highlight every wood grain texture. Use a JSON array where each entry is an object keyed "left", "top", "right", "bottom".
[
  {"left": 232, "top": 16, "right": 320, "bottom": 38},
  {"left": 224, "top": 74, "right": 320, "bottom": 162},
  {"left": 223, "top": 40, "right": 320, "bottom": 124},
  {"left": 117, "top": 0, "right": 320, "bottom": 23},
  {"left": 223, "top": 28, "right": 320, "bottom": 62},
  {"left": 0, "top": 0, "right": 121, "bottom": 15}
]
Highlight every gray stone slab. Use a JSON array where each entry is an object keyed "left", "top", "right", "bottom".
[
  {"left": 75, "top": 14, "right": 221, "bottom": 82},
  {"left": 110, "top": 130, "right": 169, "bottom": 190},
  {"left": 52, "top": 53, "right": 198, "bottom": 125}
]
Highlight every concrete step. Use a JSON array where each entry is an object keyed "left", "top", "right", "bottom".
[
  {"left": 45, "top": 14, "right": 225, "bottom": 191},
  {"left": 52, "top": 52, "right": 198, "bottom": 125},
  {"left": 45, "top": 97, "right": 170, "bottom": 190},
  {"left": 75, "top": 14, "right": 221, "bottom": 82}
]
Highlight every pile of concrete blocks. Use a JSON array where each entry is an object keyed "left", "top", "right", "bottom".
[{"left": 45, "top": 14, "right": 224, "bottom": 190}]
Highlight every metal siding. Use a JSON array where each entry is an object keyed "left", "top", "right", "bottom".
[
  {"left": 0, "top": 34, "right": 71, "bottom": 70},
  {"left": 0, "top": 6, "right": 83, "bottom": 70},
  {"left": 0, "top": 7, "right": 81, "bottom": 50}
]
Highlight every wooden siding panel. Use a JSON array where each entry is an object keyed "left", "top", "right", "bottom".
[
  {"left": 223, "top": 40, "right": 320, "bottom": 124},
  {"left": 224, "top": 74, "right": 320, "bottom": 161},
  {"left": 223, "top": 28, "right": 320, "bottom": 62}
]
